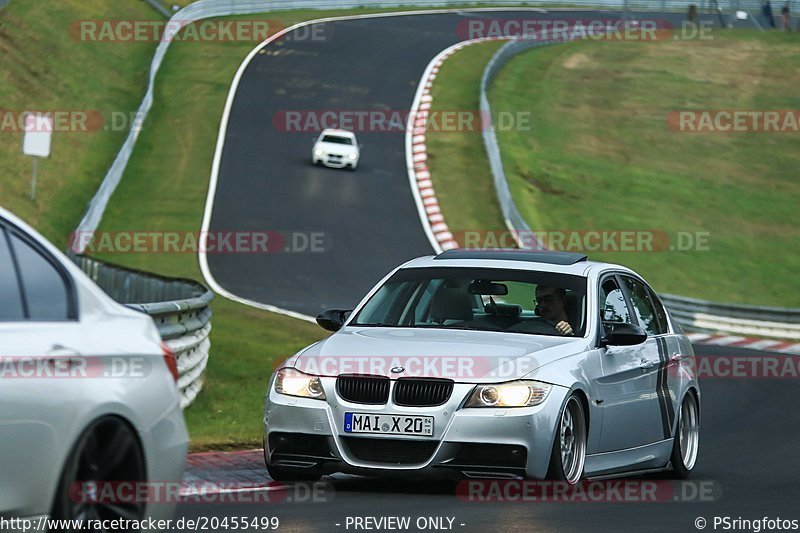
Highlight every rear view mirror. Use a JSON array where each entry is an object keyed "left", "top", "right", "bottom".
[
  {"left": 601, "top": 323, "right": 647, "bottom": 346},
  {"left": 316, "top": 309, "right": 351, "bottom": 332},
  {"left": 468, "top": 280, "right": 508, "bottom": 296}
]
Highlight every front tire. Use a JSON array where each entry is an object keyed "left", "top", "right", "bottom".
[
  {"left": 670, "top": 392, "right": 700, "bottom": 478},
  {"left": 546, "top": 395, "right": 587, "bottom": 484}
]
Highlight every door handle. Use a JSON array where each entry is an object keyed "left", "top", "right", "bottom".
[
  {"left": 639, "top": 359, "right": 654, "bottom": 370},
  {"left": 45, "top": 345, "right": 83, "bottom": 371},
  {"left": 46, "top": 344, "right": 81, "bottom": 357}
]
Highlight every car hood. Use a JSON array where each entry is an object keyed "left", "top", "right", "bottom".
[
  {"left": 316, "top": 141, "right": 358, "bottom": 155},
  {"left": 289, "top": 327, "right": 586, "bottom": 383}
]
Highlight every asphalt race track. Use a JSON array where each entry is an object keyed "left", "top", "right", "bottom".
[
  {"left": 205, "top": 9, "right": 724, "bottom": 317},
  {"left": 176, "top": 342, "right": 799, "bottom": 532}
]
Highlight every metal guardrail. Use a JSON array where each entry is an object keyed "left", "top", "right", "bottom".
[
  {"left": 661, "top": 294, "right": 800, "bottom": 339},
  {"left": 479, "top": 36, "right": 800, "bottom": 339},
  {"left": 69, "top": 254, "right": 213, "bottom": 408}
]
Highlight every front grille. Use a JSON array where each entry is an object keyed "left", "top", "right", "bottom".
[
  {"left": 342, "top": 437, "right": 438, "bottom": 465},
  {"left": 337, "top": 375, "right": 390, "bottom": 404},
  {"left": 394, "top": 378, "right": 454, "bottom": 407}
]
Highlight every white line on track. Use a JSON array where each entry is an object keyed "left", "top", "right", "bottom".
[{"left": 198, "top": 7, "right": 546, "bottom": 319}]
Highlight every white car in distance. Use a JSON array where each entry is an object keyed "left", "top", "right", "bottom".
[{"left": 312, "top": 129, "right": 360, "bottom": 170}]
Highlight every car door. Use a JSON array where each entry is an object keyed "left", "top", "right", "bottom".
[
  {"left": 0, "top": 223, "right": 85, "bottom": 515},
  {"left": 594, "top": 273, "right": 660, "bottom": 451},
  {"left": 621, "top": 275, "right": 679, "bottom": 443}
]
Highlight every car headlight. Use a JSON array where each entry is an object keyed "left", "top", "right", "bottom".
[
  {"left": 347, "top": 153, "right": 357, "bottom": 160},
  {"left": 465, "top": 380, "right": 551, "bottom": 408},
  {"left": 314, "top": 149, "right": 324, "bottom": 157},
  {"left": 274, "top": 368, "right": 326, "bottom": 400}
]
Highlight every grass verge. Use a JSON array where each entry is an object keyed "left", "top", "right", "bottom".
[
  {"left": 429, "top": 31, "right": 800, "bottom": 307},
  {"left": 0, "top": 0, "right": 157, "bottom": 243}
]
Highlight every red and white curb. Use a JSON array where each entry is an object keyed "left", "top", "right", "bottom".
[
  {"left": 407, "top": 37, "right": 509, "bottom": 253},
  {"left": 686, "top": 333, "right": 800, "bottom": 354}
]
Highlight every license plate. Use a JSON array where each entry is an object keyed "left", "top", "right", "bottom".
[{"left": 344, "top": 413, "right": 434, "bottom": 436}]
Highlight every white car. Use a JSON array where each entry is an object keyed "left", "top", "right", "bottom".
[
  {"left": 0, "top": 207, "right": 188, "bottom": 525},
  {"left": 312, "top": 129, "right": 360, "bottom": 170}
]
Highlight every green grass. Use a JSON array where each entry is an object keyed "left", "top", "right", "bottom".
[
  {"left": 0, "top": 0, "right": 157, "bottom": 245},
  {"left": 429, "top": 31, "right": 800, "bottom": 307}
]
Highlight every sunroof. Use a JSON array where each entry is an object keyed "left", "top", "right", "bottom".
[{"left": 434, "top": 249, "right": 588, "bottom": 265}]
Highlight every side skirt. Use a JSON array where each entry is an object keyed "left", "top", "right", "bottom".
[{"left": 584, "top": 439, "right": 673, "bottom": 478}]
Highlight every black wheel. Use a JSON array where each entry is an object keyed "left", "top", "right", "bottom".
[
  {"left": 52, "top": 416, "right": 146, "bottom": 530},
  {"left": 546, "top": 395, "right": 587, "bottom": 484},
  {"left": 669, "top": 392, "right": 700, "bottom": 478},
  {"left": 263, "top": 438, "right": 322, "bottom": 482}
]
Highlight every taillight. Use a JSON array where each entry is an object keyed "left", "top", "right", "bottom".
[{"left": 162, "top": 342, "right": 179, "bottom": 383}]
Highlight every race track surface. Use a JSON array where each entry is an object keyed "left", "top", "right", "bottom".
[
  {"left": 205, "top": 9, "right": 716, "bottom": 317},
  {"left": 176, "top": 343, "right": 799, "bottom": 532}
]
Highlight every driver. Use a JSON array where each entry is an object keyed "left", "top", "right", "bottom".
[{"left": 534, "top": 286, "right": 574, "bottom": 336}]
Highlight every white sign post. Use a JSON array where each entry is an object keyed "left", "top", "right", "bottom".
[{"left": 22, "top": 113, "right": 53, "bottom": 202}]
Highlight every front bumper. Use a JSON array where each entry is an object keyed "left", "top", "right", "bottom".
[
  {"left": 312, "top": 154, "right": 358, "bottom": 168},
  {"left": 263, "top": 377, "right": 568, "bottom": 480}
]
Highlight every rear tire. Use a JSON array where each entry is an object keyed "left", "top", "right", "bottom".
[
  {"left": 52, "top": 417, "right": 146, "bottom": 528},
  {"left": 546, "top": 395, "right": 587, "bottom": 484},
  {"left": 669, "top": 392, "right": 700, "bottom": 478}
]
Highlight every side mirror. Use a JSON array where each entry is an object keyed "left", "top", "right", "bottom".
[
  {"left": 316, "top": 309, "right": 351, "bottom": 332},
  {"left": 601, "top": 323, "right": 648, "bottom": 347}
]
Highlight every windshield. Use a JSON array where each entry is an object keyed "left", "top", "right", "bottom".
[
  {"left": 352, "top": 267, "right": 587, "bottom": 337},
  {"left": 321, "top": 135, "right": 353, "bottom": 145}
]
